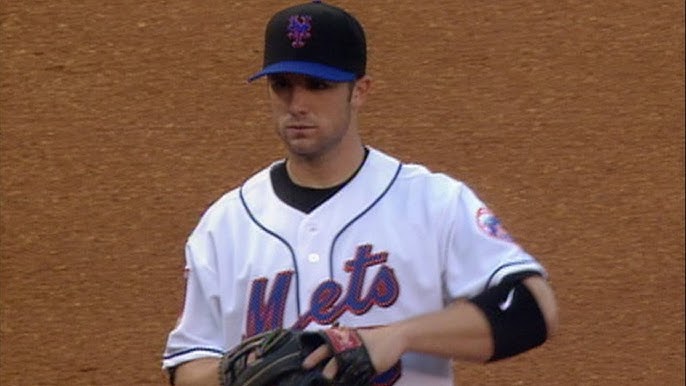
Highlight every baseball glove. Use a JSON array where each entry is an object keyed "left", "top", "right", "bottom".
[{"left": 218, "top": 327, "right": 376, "bottom": 386}]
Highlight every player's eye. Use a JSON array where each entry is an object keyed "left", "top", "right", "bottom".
[
  {"left": 268, "top": 76, "right": 291, "bottom": 91},
  {"left": 305, "top": 78, "right": 334, "bottom": 90}
]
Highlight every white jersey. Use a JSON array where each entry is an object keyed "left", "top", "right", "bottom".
[{"left": 162, "top": 147, "right": 545, "bottom": 385}]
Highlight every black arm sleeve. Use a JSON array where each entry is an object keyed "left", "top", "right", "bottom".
[{"left": 469, "top": 271, "right": 548, "bottom": 361}]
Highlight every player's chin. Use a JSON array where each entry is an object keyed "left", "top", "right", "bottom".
[
  {"left": 282, "top": 130, "right": 314, "bottom": 145},
  {"left": 284, "top": 139, "right": 325, "bottom": 158}
]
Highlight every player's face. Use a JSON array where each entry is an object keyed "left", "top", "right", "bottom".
[{"left": 267, "top": 73, "right": 368, "bottom": 159}]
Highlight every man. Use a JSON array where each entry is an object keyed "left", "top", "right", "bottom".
[{"left": 162, "top": 1, "right": 559, "bottom": 385}]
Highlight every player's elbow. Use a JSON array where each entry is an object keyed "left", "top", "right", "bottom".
[
  {"left": 171, "top": 358, "right": 222, "bottom": 386},
  {"left": 524, "top": 276, "right": 559, "bottom": 338},
  {"left": 544, "top": 301, "right": 560, "bottom": 339}
]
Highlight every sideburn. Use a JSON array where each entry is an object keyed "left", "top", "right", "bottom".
[{"left": 346, "top": 81, "right": 355, "bottom": 102}]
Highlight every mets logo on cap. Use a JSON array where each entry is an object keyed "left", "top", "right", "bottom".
[
  {"left": 287, "top": 15, "right": 312, "bottom": 48},
  {"left": 476, "top": 207, "right": 514, "bottom": 242}
]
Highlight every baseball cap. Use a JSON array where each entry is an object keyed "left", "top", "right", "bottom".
[{"left": 248, "top": 1, "right": 366, "bottom": 82}]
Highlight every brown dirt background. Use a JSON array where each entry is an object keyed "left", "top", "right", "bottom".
[{"left": 0, "top": 1, "right": 683, "bottom": 385}]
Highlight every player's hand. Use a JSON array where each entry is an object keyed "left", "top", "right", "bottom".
[{"left": 302, "top": 325, "right": 405, "bottom": 379}]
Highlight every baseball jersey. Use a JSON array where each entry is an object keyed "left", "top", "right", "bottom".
[{"left": 162, "top": 147, "right": 546, "bottom": 385}]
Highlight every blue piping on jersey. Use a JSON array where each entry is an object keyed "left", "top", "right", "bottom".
[
  {"left": 328, "top": 163, "right": 404, "bottom": 279},
  {"left": 483, "top": 259, "right": 539, "bottom": 290},
  {"left": 239, "top": 188, "right": 302, "bottom": 315},
  {"left": 163, "top": 346, "right": 224, "bottom": 360}
]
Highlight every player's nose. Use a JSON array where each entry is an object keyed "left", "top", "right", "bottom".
[{"left": 287, "top": 85, "right": 311, "bottom": 115}]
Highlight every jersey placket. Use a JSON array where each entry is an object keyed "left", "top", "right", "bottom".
[{"left": 295, "top": 217, "right": 331, "bottom": 322}]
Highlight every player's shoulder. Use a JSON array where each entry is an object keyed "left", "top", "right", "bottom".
[
  {"left": 396, "top": 158, "right": 466, "bottom": 193},
  {"left": 192, "top": 162, "right": 278, "bottom": 230},
  {"left": 216, "top": 161, "right": 279, "bottom": 203},
  {"left": 368, "top": 148, "right": 469, "bottom": 206}
]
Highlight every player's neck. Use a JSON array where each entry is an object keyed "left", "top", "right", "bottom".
[{"left": 286, "top": 141, "right": 366, "bottom": 189}]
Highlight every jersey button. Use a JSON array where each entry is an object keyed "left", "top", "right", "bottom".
[{"left": 307, "top": 253, "right": 320, "bottom": 263}]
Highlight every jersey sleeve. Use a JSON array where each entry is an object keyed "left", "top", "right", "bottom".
[
  {"left": 443, "top": 183, "right": 546, "bottom": 301},
  {"left": 162, "top": 234, "right": 225, "bottom": 369}
]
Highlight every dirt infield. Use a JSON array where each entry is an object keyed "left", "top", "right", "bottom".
[{"left": 1, "top": 1, "right": 683, "bottom": 385}]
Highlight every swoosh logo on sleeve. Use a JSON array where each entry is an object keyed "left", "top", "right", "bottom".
[{"left": 498, "top": 288, "right": 516, "bottom": 311}]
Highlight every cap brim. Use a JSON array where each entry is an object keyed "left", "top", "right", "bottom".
[{"left": 248, "top": 61, "right": 357, "bottom": 82}]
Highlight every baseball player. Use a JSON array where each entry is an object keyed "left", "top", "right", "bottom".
[{"left": 162, "top": 1, "right": 559, "bottom": 385}]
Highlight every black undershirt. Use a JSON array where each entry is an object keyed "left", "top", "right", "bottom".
[{"left": 270, "top": 148, "right": 369, "bottom": 214}]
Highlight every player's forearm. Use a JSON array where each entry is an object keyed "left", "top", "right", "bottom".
[
  {"left": 390, "top": 276, "right": 558, "bottom": 363},
  {"left": 172, "top": 358, "right": 221, "bottom": 386},
  {"left": 393, "top": 298, "right": 494, "bottom": 362}
]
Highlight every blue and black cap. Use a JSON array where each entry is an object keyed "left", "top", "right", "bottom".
[{"left": 248, "top": 1, "right": 366, "bottom": 82}]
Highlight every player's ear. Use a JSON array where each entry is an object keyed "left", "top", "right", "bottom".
[{"left": 350, "top": 75, "right": 373, "bottom": 108}]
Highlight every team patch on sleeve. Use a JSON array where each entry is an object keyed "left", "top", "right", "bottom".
[{"left": 476, "top": 207, "right": 514, "bottom": 242}]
